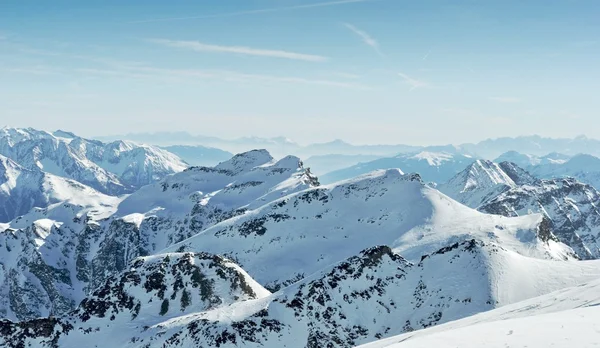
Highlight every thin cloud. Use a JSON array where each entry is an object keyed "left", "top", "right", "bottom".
[
  {"left": 331, "top": 72, "right": 361, "bottom": 79},
  {"left": 76, "top": 65, "right": 369, "bottom": 89},
  {"left": 130, "top": 0, "right": 378, "bottom": 24},
  {"left": 343, "top": 23, "right": 384, "bottom": 57},
  {"left": 422, "top": 49, "right": 432, "bottom": 60},
  {"left": 397, "top": 72, "right": 428, "bottom": 91},
  {"left": 149, "top": 39, "right": 328, "bottom": 62},
  {"left": 490, "top": 97, "right": 521, "bottom": 103}
]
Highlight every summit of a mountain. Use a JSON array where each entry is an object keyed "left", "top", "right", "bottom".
[
  {"left": 437, "top": 160, "right": 516, "bottom": 208},
  {"left": 214, "top": 149, "right": 274, "bottom": 174}
]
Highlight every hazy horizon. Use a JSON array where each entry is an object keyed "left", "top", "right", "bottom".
[{"left": 2, "top": 125, "right": 597, "bottom": 148}]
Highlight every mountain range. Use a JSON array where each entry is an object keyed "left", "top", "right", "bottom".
[
  {"left": 2, "top": 127, "right": 600, "bottom": 347},
  {"left": 0, "top": 127, "right": 187, "bottom": 195},
  {"left": 97, "top": 131, "right": 600, "bottom": 159}
]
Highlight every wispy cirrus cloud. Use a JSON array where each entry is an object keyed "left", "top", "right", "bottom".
[
  {"left": 129, "top": 0, "right": 378, "bottom": 24},
  {"left": 397, "top": 72, "right": 428, "bottom": 91},
  {"left": 343, "top": 23, "right": 384, "bottom": 57},
  {"left": 490, "top": 96, "right": 521, "bottom": 103},
  {"left": 149, "top": 39, "right": 328, "bottom": 62},
  {"left": 331, "top": 72, "right": 361, "bottom": 79},
  {"left": 74, "top": 65, "right": 369, "bottom": 89}
]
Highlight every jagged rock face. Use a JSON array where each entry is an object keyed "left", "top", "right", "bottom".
[
  {"left": 75, "top": 252, "right": 270, "bottom": 322},
  {"left": 2, "top": 239, "right": 598, "bottom": 348},
  {"left": 497, "top": 161, "right": 539, "bottom": 185},
  {"left": 480, "top": 177, "right": 600, "bottom": 259},
  {"left": 0, "top": 127, "right": 187, "bottom": 194},
  {"left": 438, "top": 160, "right": 517, "bottom": 208},
  {"left": 440, "top": 161, "right": 600, "bottom": 260},
  {"left": 0, "top": 252, "right": 269, "bottom": 348},
  {"left": 0, "top": 224, "right": 77, "bottom": 320}
]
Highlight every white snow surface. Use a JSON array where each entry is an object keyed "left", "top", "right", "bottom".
[
  {"left": 164, "top": 169, "right": 574, "bottom": 290},
  {"left": 359, "top": 277, "right": 600, "bottom": 348}
]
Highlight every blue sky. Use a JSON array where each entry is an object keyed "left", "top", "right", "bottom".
[{"left": 0, "top": 0, "right": 598, "bottom": 145}]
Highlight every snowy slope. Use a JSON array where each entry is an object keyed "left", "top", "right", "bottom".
[
  {"left": 164, "top": 168, "right": 573, "bottom": 291},
  {"left": 320, "top": 151, "right": 476, "bottom": 185},
  {"left": 360, "top": 277, "right": 600, "bottom": 348},
  {"left": 0, "top": 127, "right": 187, "bottom": 194},
  {"left": 0, "top": 154, "right": 118, "bottom": 223},
  {"left": 1, "top": 238, "right": 599, "bottom": 347}
]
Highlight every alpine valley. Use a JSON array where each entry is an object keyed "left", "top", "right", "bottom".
[{"left": 2, "top": 128, "right": 600, "bottom": 347}]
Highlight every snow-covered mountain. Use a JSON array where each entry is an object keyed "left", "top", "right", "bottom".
[
  {"left": 480, "top": 176, "right": 600, "bottom": 260},
  {"left": 0, "top": 154, "right": 119, "bottom": 223},
  {"left": 441, "top": 160, "right": 600, "bottom": 259},
  {"left": 0, "top": 127, "right": 187, "bottom": 194},
  {"left": 320, "top": 150, "right": 476, "bottom": 185},
  {"left": 1, "top": 231, "right": 598, "bottom": 347},
  {"left": 437, "top": 160, "right": 517, "bottom": 209},
  {"left": 163, "top": 168, "right": 575, "bottom": 291},
  {"left": 0, "top": 150, "right": 317, "bottom": 321},
  {"left": 360, "top": 276, "right": 600, "bottom": 348},
  {"left": 3, "top": 147, "right": 600, "bottom": 347}
]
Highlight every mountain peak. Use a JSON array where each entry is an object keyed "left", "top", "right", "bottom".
[
  {"left": 215, "top": 149, "right": 274, "bottom": 174},
  {"left": 438, "top": 159, "right": 515, "bottom": 208},
  {"left": 52, "top": 130, "right": 78, "bottom": 139}
]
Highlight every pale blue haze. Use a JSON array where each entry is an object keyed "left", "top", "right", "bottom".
[{"left": 0, "top": 0, "right": 598, "bottom": 145}]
